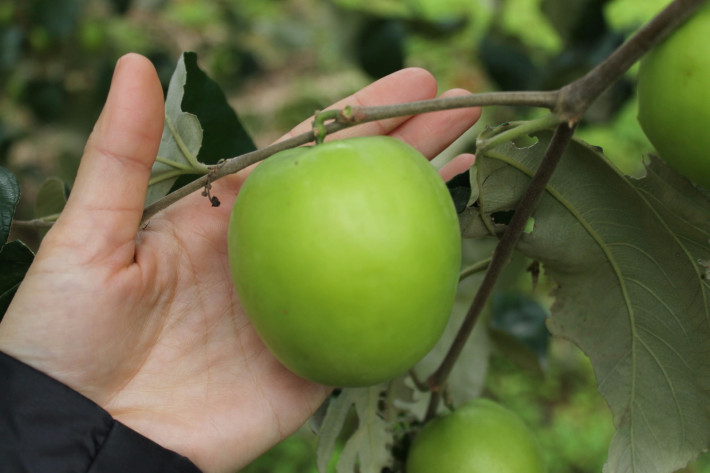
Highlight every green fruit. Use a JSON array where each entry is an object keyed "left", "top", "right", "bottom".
[
  {"left": 228, "top": 136, "right": 461, "bottom": 387},
  {"left": 407, "top": 399, "right": 546, "bottom": 473},
  {"left": 637, "top": 4, "right": 710, "bottom": 189}
]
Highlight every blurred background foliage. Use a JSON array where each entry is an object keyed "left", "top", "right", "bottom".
[{"left": 2, "top": 0, "right": 708, "bottom": 471}]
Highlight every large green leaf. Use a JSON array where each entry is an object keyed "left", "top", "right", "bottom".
[
  {"left": 0, "top": 166, "right": 20, "bottom": 246},
  {"left": 470, "top": 131, "right": 710, "bottom": 473},
  {"left": 180, "top": 52, "right": 256, "bottom": 166},
  {"left": 147, "top": 52, "right": 257, "bottom": 205},
  {"left": 146, "top": 53, "right": 204, "bottom": 205},
  {"left": 0, "top": 240, "right": 34, "bottom": 320}
]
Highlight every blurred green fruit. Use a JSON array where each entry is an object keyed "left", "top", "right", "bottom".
[
  {"left": 228, "top": 136, "right": 461, "bottom": 387},
  {"left": 407, "top": 398, "right": 546, "bottom": 473},
  {"left": 637, "top": 4, "right": 710, "bottom": 189}
]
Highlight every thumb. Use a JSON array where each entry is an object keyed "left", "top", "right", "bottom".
[{"left": 50, "top": 53, "right": 164, "bottom": 265}]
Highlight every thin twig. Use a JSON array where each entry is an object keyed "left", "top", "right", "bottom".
[
  {"left": 10, "top": 218, "right": 56, "bottom": 230},
  {"left": 140, "top": 91, "right": 559, "bottom": 224},
  {"left": 459, "top": 257, "right": 493, "bottom": 282}
]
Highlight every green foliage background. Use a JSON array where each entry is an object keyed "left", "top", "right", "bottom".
[{"left": 2, "top": 0, "right": 708, "bottom": 472}]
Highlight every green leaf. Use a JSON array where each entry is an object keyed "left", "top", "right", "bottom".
[
  {"left": 0, "top": 166, "right": 20, "bottom": 246},
  {"left": 147, "top": 52, "right": 257, "bottom": 205},
  {"left": 490, "top": 291, "right": 549, "bottom": 364},
  {"left": 316, "top": 386, "right": 393, "bottom": 473},
  {"left": 316, "top": 392, "right": 355, "bottom": 473},
  {"left": 473, "top": 131, "right": 710, "bottom": 473},
  {"left": 336, "top": 387, "right": 392, "bottom": 473},
  {"left": 0, "top": 240, "right": 34, "bottom": 320},
  {"left": 331, "top": 0, "right": 412, "bottom": 18},
  {"left": 146, "top": 53, "right": 205, "bottom": 206},
  {"left": 180, "top": 51, "right": 256, "bottom": 166},
  {"left": 34, "top": 176, "right": 68, "bottom": 219}
]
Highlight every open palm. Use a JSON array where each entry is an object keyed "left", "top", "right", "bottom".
[{"left": 0, "top": 54, "right": 480, "bottom": 473}]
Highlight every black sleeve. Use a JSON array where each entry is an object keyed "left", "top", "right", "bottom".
[{"left": 0, "top": 351, "right": 203, "bottom": 473}]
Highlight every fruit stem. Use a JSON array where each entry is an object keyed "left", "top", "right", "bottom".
[
  {"left": 476, "top": 113, "right": 561, "bottom": 154},
  {"left": 312, "top": 110, "right": 341, "bottom": 145},
  {"left": 459, "top": 257, "right": 492, "bottom": 282}
]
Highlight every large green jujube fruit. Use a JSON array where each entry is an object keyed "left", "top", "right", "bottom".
[
  {"left": 406, "top": 399, "right": 546, "bottom": 473},
  {"left": 637, "top": 4, "right": 710, "bottom": 189},
  {"left": 228, "top": 136, "right": 461, "bottom": 387}
]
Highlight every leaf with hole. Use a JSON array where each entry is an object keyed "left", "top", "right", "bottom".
[
  {"left": 472, "top": 130, "right": 710, "bottom": 473},
  {"left": 336, "top": 387, "right": 392, "bottom": 473}
]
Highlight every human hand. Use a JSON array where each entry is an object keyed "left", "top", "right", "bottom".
[{"left": 0, "top": 53, "right": 480, "bottom": 473}]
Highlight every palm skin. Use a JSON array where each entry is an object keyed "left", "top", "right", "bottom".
[{"left": 0, "top": 54, "right": 480, "bottom": 473}]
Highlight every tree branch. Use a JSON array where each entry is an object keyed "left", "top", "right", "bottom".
[
  {"left": 422, "top": 0, "right": 708, "bottom": 416},
  {"left": 10, "top": 218, "right": 56, "bottom": 230},
  {"left": 143, "top": 0, "right": 706, "bottom": 221},
  {"left": 556, "top": 0, "right": 708, "bottom": 123},
  {"left": 424, "top": 122, "right": 577, "bottom": 420},
  {"left": 140, "top": 90, "right": 559, "bottom": 224}
]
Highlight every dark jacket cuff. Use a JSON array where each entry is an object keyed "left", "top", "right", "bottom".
[{"left": 0, "top": 351, "right": 202, "bottom": 473}]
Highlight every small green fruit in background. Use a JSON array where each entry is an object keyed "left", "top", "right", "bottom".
[
  {"left": 406, "top": 398, "right": 546, "bottom": 473},
  {"left": 228, "top": 136, "right": 461, "bottom": 387},
  {"left": 637, "top": 4, "right": 710, "bottom": 189}
]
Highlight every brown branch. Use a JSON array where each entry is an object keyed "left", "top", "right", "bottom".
[
  {"left": 140, "top": 91, "right": 558, "bottom": 224},
  {"left": 424, "top": 122, "right": 577, "bottom": 420},
  {"left": 556, "top": 0, "right": 708, "bottom": 123},
  {"left": 421, "top": 0, "right": 708, "bottom": 418},
  {"left": 11, "top": 218, "right": 57, "bottom": 230}
]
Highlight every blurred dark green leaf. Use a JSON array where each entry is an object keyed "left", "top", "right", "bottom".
[
  {"left": 479, "top": 29, "right": 539, "bottom": 91},
  {"left": 0, "top": 240, "right": 34, "bottom": 320},
  {"left": 447, "top": 168, "right": 472, "bottom": 214},
  {"left": 489, "top": 328, "right": 545, "bottom": 376},
  {"left": 0, "top": 26, "right": 23, "bottom": 72},
  {"left": 34, "top": 177, "right": 68, "bottom": 219},
  {"left": 21, "top": 79, "right": 66, "bottom": 122},
  {"left": 356, "top": 18, "right": 406, "bottom": 79},
  {"left": 1, "top": 166, "right": 19, "bottom": 246},
  {"left": 110, "top": 0, "right": 134, "bottom": 15},
  {"left": 491, "top": 291, "right": 550, "bottom": 364},
  {"left": 27, "top": 0, "right": 82, "bottom": 39},
  {"left": 541, "top": 0, "right": 610, "bottom": 45}
]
